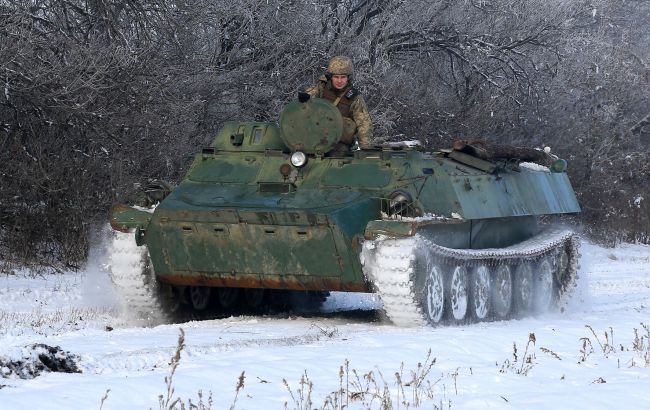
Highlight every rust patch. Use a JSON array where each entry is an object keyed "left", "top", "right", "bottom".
[
  {"left": 351, "top": 235, "right": 362, "bottom": 253},
  {"left": 363, "top": 221, "right": 417, "bottom": 240},
  {"left": 158, "top": 273, "right": 370, "bottom": 293},
  {"left": 110, "top": 204, "right": 152, "bottom": 232},
  {"left": 337, "top": 257, "right": 345, "bottom": 270},
  {"left": 110, "top": 218, "right": 130, "bottom": 233},
  {"left": 280, "top": 163, "right": 291, "bottom": 177}
]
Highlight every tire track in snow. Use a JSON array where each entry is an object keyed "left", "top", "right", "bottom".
[{"left": 78, "top": 324, "right": 340, "bottom": 374}]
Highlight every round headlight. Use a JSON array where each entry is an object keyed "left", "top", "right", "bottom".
[{"left": 290, "top": 151, "right": 308, "bottom": 168}]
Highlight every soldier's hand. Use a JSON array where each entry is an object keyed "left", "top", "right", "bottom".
[{"left": 298, "top": 92, "right": 310, "bottom": 103}]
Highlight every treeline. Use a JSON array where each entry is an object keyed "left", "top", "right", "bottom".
[{"left": 1, "top": 0, "right": 649, "bottom": 269}]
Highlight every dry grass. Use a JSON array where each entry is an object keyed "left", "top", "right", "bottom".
[
  {"left": 283, "top": 371, "right": 314, "bottom": 410},
  {"left": 578, "top": 324, "right": 650, "bottom": 368},
  {"left": 0, "top": 307, "right": 116, "bottom": 337},
  {"left": 499, "top": 333, "right": 537, "bottom": 375},
  {"left": 159, "top": 328, "right": 185, "bottom": 410},
  {"left": 0, "top": 260, "right": 63, "bottom": 277},
  {"left": 156, "top": 328, "right": 238, "bottom": 410},
  {"left": 283, "top": 349, "right": 451, "bottom": 410},
  {"left": 631, "top": 323, "right": 650, "bottom": 367},
  {"left": 230, "top": 372, "right": 246, "bottom": 410},
  {"left": 100, "top": 325, "right": 650, "bottom": 409},
  {"left": 586, "top": 325, "right": 616, "bottom": 357}
]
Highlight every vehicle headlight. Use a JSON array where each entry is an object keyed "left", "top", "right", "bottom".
[{"left": 290, "top": 151, "right": 308, "bottom": 168}]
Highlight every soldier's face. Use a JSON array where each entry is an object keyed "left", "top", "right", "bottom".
[{"left": 332, "top": 74, "right": 349, "bottom": 90}]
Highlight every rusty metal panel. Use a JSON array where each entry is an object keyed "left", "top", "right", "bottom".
[
  {"left": 157, "top": 271, "right": 370, "bottom": 292},
  {"left": 158, "top": 221, "right": 343, "bottom": 278}
]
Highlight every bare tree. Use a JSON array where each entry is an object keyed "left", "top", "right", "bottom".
[{"left": 2, "top": 0, "right": 650, "bottom": 270}]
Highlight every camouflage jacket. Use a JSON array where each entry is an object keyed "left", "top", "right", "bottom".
[{"left": 306, "top": 76, "right": 373, "bottom": 148}]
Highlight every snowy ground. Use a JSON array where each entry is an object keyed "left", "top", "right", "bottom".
[{"left": 1, "top": 230, "right": 650, "bottom": 409}]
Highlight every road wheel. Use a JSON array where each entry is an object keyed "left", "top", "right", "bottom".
[
  {"left": 415, "top": 248, "right": 445, "bottom": 325},
  {"left": 159, "top": 284, "right": 182, "bottom": 314},
  {"left": 218, "top": 287, "right": 240, "bottom": 309},
  {"left": 555, "top": 247, "right": 570, "bottom": 284},
  {"left": 513, "top": 262, "right": 534, "bottom": 313},
  {"left": 447, "top": 265, "right": 469, "bottom": 322},
  {"left": 534, "top": 258, "right": 554, "bottom": 312},
  {"left": 470, "top": 265, "right": 491, "bottom": 321},
  {"left": 492, "top": 265, "right": 513, "bottom": 319},
  {"left": 189, "top": 286, "right": 211, "bottom": 311}
]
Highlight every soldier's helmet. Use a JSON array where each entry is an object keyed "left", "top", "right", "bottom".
[{"left": 327, "top": 56, "right": 354, "bottom": 76}]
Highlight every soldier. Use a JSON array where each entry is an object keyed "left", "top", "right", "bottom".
[{"left": 298, "top": 56, "right": 373, "bottom": 153}]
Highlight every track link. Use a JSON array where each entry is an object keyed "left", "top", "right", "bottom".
[{"left": 109, "top": 230, "right": 166, "bottom": 326}]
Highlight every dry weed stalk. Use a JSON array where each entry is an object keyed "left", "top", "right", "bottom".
[
  {"left": 539, "top": 347, "right": 562, "bottom": 360},
  {"left": 402, "top": 348, "right": 437, "bottom": 406},
  {"left": 579, "top": 336, "right": 594, "bottom": 362},
  {"left": 230, "top": 371, "right": 246, "bottom": 410},
  {"left": 320, "top": 351, "right": 450, "bottom": 409},
  {"left": 585, "top": 325, "right": 615, "bottom": 357},
  {"left": 283, "top": 370, "right": 314, "bottom": 410},
  {"left": 188, "top": 390, "right": 214, "bottom": 410},
  {"left": 322, "top": 362, "right": 392, "bottom": 409},
  {"left": 578, "top": 323, "right": 650, "bottom": 368},
  {"left": 309, "top": 323, "right": 339, "bottom": 339},
  {"left": 350, "top": 367, "right": 382, "bottom": 406},
  {"left": 159, "top": 328, "right": 185, "bottom": 410},
  {"left": 99, "top": 389, "right": 110, "bottom": 410},
  {"left": 394, "top": 368, "right": 405, "bottom": 407},
  {"left": 499, "top": 333, "right": 536, "bottom": 375},
  {"left": 156, "top": 328, "right": 215, "bottom": 410},
  {"left": 631, "top": 322, "right": 650, "bottom": 367},
  {"left": 450, "top": 368, "right": 460, "bottom": 395}
]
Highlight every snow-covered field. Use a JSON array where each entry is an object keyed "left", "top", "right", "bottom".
[{"left": 1, "top": 231, "right": 650, "bottom": 409}]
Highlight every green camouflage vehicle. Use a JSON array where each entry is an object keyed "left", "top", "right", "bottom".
[{"left": 110, "top": 98, "right": 580, "bottom": 326}]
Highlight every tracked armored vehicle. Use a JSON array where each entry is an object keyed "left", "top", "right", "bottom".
[{"left": 110, "top": 98, "right": 580, "bottom": 326}]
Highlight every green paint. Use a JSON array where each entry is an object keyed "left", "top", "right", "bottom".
[{"left": 111, "top": 102, "right": 580, "bottom": 293}]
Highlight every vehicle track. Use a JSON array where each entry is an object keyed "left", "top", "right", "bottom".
[{"left": 362, "top": 228, "right": 580, "bottom": 326}]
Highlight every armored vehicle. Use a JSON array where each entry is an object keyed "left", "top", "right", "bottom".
[{"left": 110, "top": 98, "right": 580, "bottom": 326}]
